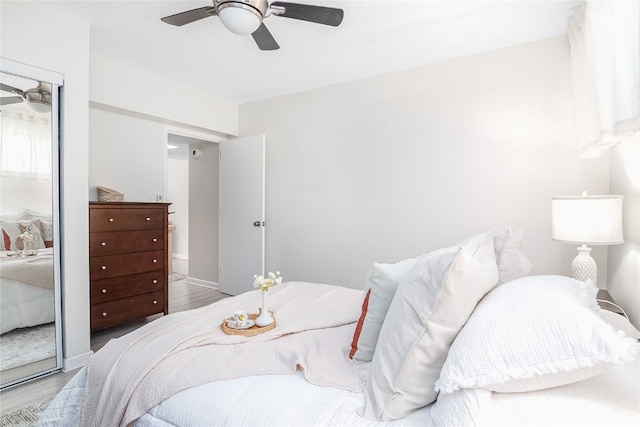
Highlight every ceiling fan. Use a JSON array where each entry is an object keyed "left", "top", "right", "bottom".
[
  {"left": 161, "top": 0, "right": 344, "bottom": 51},
  {"left": 0, "top": 82, "right": 52, "bottom": 113}
]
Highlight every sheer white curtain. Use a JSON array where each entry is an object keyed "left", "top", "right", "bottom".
[
  {"left": 568, "top": 0, "right": 640, "bottom": 159},
  {"left": 0, "top": 109, "right": 51, "bottom": 179}
]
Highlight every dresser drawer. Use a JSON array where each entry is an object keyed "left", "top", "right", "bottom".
[
  {"left": 91, "top": 291, "right": 164, "bottom": 331},
  {"left": 90, "top": 230, "right": 165, "bottom": 256},
  {"left": 90, "top": 207, "right": 165, "bottom": 232},
  {"left": 90, "top": 250, "right": 164, "bottom": 280},
  {"left": 91, "top": 272, "right": 165, "bottom": 304}
]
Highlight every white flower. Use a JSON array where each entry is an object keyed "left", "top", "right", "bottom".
[
  {"left": 19, "top": 231, "right": 33, "bottom": 243},
  {"left": 253, "top": 271, "right": 282, "bottom": 292}
]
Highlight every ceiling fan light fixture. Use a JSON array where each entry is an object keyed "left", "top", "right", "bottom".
[
  {"left": 25, "top": 100, "right": 51, "bottom": 114},
  {"left": 216, "top": 0, "right": 267, "bottom": 35}
]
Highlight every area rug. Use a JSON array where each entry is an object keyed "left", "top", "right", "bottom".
[
  {"left": 0, "top": 324, "right": 55, "bottom": 371},
  {"left": 0, "top": 397, "right": 52, "bottom": 426}
]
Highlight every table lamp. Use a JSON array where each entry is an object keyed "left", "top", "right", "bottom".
[{"left": 551, "top": 191, "right": 624, "bottom": 285}]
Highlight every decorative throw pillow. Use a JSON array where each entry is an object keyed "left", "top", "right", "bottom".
[
  {"left": 39, "top": 220, "right": 54, "bottom": 248},
  {"left": 1, "top": 209, "right": 29, "bottom": 249},
  {"left": 349, "top": 257, "right": 417, "bottom": 361},
  {"left": 434, "top": 275, "right": 638, "bottom": 395},
  {"left": 361, "top": 232, "right": 499, "bottom": 421},
  {"left": 1, "top": 219, "right": 47, "bottom": 250}
]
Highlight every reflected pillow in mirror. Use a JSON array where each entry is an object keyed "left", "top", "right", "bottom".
[{"left": 1, "top": 219, "right": 47, "bottom": 250}]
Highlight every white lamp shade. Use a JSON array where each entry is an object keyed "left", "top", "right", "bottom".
[
  {"left": 551, "top": 194, "right": 624, "bottom": 245},
  {"left": 218, "top": 6, "right": 262, "bottom": 35}
]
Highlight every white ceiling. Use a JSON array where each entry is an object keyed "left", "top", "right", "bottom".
[{"left": 46, "top": 0, "right": 580, "bottom": 105}]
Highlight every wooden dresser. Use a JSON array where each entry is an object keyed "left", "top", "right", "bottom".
[{"left": 89, "top": 202, "right": 170, "bottom": 331}]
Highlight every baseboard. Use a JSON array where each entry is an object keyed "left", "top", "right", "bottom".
[
  {"left": 186, "top": 277, "right": 219, "bottom": 290},
  {"left": 63, "top": 350, "right": 93, "bottom": 372}
]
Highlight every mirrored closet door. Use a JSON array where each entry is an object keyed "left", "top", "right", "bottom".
[{"left": 0, "top": 63, "right": 63, "bottom": 388}]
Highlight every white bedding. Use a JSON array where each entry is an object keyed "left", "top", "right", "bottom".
[
  {"left": 0, "top": 249, "right": 55, "bottom": 334},
  {"left": 38, "top": 358, "right": 640, "bottom": 427},
  {"left": 36, "top": 278, "right": 640, "bottom": 427}
]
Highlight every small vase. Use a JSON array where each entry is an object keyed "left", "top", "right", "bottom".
[
  {"left": 21, "top": 242, "right": 29, "bottom": 257},
  {"left": 255, "top": 290, "right": 274, "bottom": 327}
]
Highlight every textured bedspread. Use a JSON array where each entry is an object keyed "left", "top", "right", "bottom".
[
  {"left": 0, "top": 249, "right": 53, "bottom": 289},
  {"left": 79, "top": 282, "right": 364, "bottom": 427}
]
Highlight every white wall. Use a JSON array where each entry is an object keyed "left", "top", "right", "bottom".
[
  {"left": 1, "top": 2, "right": 92, "bottom": 369},
  {"left": 167, "top": 157, "right": 189, "bottom": 258},
  {"left": 89, "top": 108, "right": 165, "bottom": 202},
  {"left": 240, "top": 36, "right": 611, "bottom": 289},
  {"left": 0, "top": 177, "right": 52, "bottom": 214},
  {"left": 90, "top": 55, "right": 238, "bottom": 137},
  {"left": 608, "top": 139, "right": 640, "bottom": 326}
]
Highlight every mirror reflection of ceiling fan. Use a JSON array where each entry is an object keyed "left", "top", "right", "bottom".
[
  {"left": 161, "top": 0, "right": 344, "bottom": 51},
  {"left": 0, "top": 82, "right": 52, "bottom": 113}
]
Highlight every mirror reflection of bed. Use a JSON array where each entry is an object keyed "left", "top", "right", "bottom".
[{"left": 0, "top": 70, "right": 59, "bottom": 387}]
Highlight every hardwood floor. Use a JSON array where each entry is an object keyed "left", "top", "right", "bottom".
[{"left": 0, "top": 259, "right": 228, "bottom": 416}]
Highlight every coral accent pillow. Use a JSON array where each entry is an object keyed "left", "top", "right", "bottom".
[
  {"left": 435, "top": 275, "right": 638, "bottom": 395},
  {"left": 361, "top": 232, "right": 499, "bottom": 421}
]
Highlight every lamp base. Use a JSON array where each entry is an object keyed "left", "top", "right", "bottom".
[{"left": 570, "top": 244, "right": 597, "bottom": 285}]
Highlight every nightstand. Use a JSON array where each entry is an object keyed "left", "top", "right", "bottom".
[{"left": 597, "top": 289, "right": 626, "bottom": 316}]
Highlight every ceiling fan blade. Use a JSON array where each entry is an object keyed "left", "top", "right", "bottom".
[
  {"left": 161, "top": 6, "right": 217, "bottom": 26},
  {"left": 252, "top": 23, "right": 280, "bottom": 51},
  {"left": 0, "top": 96, "right": 24, "bottom": 106},
  {"left": 271, "top": 2, "right": 343, "bottom": 26},
  {"left": 0, "top": 83, "right": 21, "bottom": 95}
]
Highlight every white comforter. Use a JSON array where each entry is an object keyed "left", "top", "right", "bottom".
[
  {"left": 37, "top": 280, "right": 640, "bottom": 427},
  {"left": 1, "top": 248, "right": 55, "bottom": 334},
  {"left": 37, "top": 357, "right": 640, "bottom": 427}
]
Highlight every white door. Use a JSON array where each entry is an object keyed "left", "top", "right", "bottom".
[{"left": 219, "top": 135, "right": 265, "bottom": 295}]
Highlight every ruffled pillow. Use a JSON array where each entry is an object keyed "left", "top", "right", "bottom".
[{"left": 435, "top": 275, "right": 638, "bottom": 395}]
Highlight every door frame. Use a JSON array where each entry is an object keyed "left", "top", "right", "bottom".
[{"left": 164, "top": 126, "right": 223, "bottom": 286}]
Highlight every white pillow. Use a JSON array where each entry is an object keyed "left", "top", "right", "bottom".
[
  {"left": 362, "top": 232, "right": 498, "bottom": 421},
  {"left": 493, "top": 224, "right": 533, "bottom": 284},
  {"left": 0, "top": 208, "right": 28, "bottom": 221},
  {"left": 350, "top": 226, "right": 532, "bottom": 363},
  {"left": 349, "top": 257, "right": 417, "bottom": 361},
  {"left": 435, "top": 275, "right": 639, "bottom": 395},
  {"left": 599, "top": 309, "right": 640, "bottom": 340}
]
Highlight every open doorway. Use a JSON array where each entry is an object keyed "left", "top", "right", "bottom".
[
  {"left": 165, "top": 129, "right": 221, "bottom": 287},
  {"left": 166, "top": 134, "right": 190, "bottom": 278}
]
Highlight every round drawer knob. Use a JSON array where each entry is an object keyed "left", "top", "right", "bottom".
[
  {"left": 101, "top": 289, "right": 107, "bottom": 294},
  {"left": 152, "top": 259, "right": 158, "bottom": 263},
  {"left": 108, "top": 218, "right": 114, "bottom": 222},
  {"left": 102, "top": 312, "right": 107, "bottom": 317},
  {"left": 145, "top": 217, "right": 151, "bottom": 221},
  {"left": 101, "top": 242, "right": 107, "bottom": 246},
  {"left": 101, "top": 265, "right": 107, "bottom": 270},
  {"left": 152, "top": 279, "right": 158, "bottom": 284},
  {"left": 152, "top": 238, "right": 158, "bottom": 242},
  {"left": 153, "top": 300, "right": 158, "bottom": 305}
]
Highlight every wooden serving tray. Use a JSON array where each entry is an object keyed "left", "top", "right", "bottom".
[{"left": 221, "top": 312, "right": 276, "bottom": 336}]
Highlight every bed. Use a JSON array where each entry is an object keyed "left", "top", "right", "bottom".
[
  {"left": 1, "top": 209, "right": 55, "bottom": 334},
  {"left": 37, "top": 227, "right": 640, "bottom": 426}
]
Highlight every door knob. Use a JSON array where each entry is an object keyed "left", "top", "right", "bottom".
[{"left": 253, "top": 221, "right": 261, "bottom": 227}]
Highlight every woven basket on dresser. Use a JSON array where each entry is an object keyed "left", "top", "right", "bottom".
[{"left": 97, "top": 186, "right": 124, "bottom": 202}]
